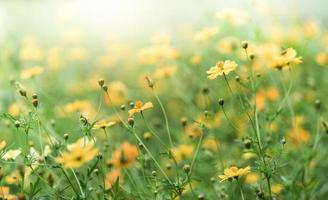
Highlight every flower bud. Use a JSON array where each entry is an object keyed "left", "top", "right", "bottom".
[
  {"left": 19, "top": 89, "right": 27, "bottom": 97},
  {"left": 183, "top": 164, "right": 191, "bottom": 174},
  {"left": 98, "top": 79, "right": 105, "bottom": 87},
  {"left": 241, "top": 41, "right": 248, "bottom": 49},
  {"left": 218, "top": 98, "right": 224, "bottom": 106},
  {"left": 120, "top": 104, "right": 126, "bottom": 111},
  {"left": 32, "top": 99, "right": 38, "bottom": 108},
  {"left": 32, "top": 93, "right": 38, "bottom": 99},
  {"left": 145, "top": 76, "right": 154, "bottom": 88},
  {"left": 15, "top": 120, "right": 20, "bottom": 128},
  {"left": 128, "top": 118, "right": 134, "bottom": 127},
  {"left": 63, "top": 133, "right": 69, "bottom": 140},
  {"left": 102, "top": 85, "right": 108, "bottom": 92},
  {"left": 151, "top": 170, "right": 157, "bottom": 177}
]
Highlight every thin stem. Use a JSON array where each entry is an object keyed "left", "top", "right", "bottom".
[
  {"left": 237, "top": 179, "right": 245, "bottom": 200},
  {"left": 153, "top": 91, "right": 174, "bottom": 148}
]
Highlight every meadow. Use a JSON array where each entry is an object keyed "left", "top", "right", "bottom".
[{"left": 0, "top": 2, "right": 328, "bottom": 200}]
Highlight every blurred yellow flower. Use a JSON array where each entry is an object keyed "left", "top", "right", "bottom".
[
  {"left": 202, "top": 138, "right": 220, "bottom": 152},
  {"left": 194, "top": 27, "right": 218, "bottom": 42},
  {"left": 271, "top": 183, "right": 283, "bottom": 194},
  {"left": 245, "top": 172, "right": 258, "bottom": 184},
  {"left": 207, "top": 60, "right": 237, "bottom": 79},
  {"left": 0, "top": 186, "right": 16, "bottom": 200},
  {"left": 2, "top": 149, "right": 21, "bottom": 161},
  {"left": 271, "top": 48, "right": 302, "bottom": 69},
  {"left": 20, "top": 66, "right": 44, "bottom": 79},
  {"left": 153, "top": 65, "right": 177, "bottom": 79},
  {"left": 315, "top": 52, "right": 328, "bottom": 66},
  {"left": 104, "top": 81, "right": 128, "bottom": 106},
  {"left": 171, "top": 144, "right": 194, "bottom": 162},
  {"left": 190, "top": 55, "right": 202, "bottom": 65},
  {"left": 128, "top": 101, "right": 153, "bottom": 117},
  {"left": 93, "top": 119, "right": 117, "bottom": 130},
  {"left": 0, "top": 140, "right": 6, "bottom": 150},
  {"left": 111, "top": 142, "right": 138, "bottom": 168},
  {"left": 218, "top": 166, "right": 251, "bottom": 182},
  {"left": 56, "top": 138, "right": 98, "bottom": 168}
]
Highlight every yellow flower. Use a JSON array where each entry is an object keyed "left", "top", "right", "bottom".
[
  {"left": 202, "top": 138, "right": 220, "bottom": 152},
  {"left": 0, "top": 140, "right": 6, "bottom": 150},
  {"left": 2, "top": 149, "right": 21, "bottom": 161},
  {"left": 111, "top": 142, "right": 138, "bottom": 168},
  {"left": 245, "top": 172, "right": 258, "bottom": 184},
  {"left": 128, "top": 101, "right": 153, "bottom": 117},
  {"left": 218, "top": 166, "right": 251, "bottom": 182},
  {"left": 103, "top": 81, "right": 128, "bottom": 106},
  {"left": 271, "top": 183, "right": 283, "bottom": 194},
  {"left": 55, "top": 138, "right": 98, "bottom": 169},
  {"left": 171, "top": 144, "right": 194, "bottom": 162},
  {"left": 0, "top": 186, "right": 17, "bottom": 200},
  {"left": 194, "top": 27, "right": 219, "bottom": 42},
  {"left": 153, "top": 65, "right": 177, "bottom": 79},
  {"left": 207, "top": 60, "right": 238, "bottom": 79},
  {"left": 190, "top": 55, "right": 202, "bottom": 65},
  {"left": 20, "top": 66, "right": 44, "bottom": 79},
  {"left": 315, "top": 52, "right": 328, "bottom": 66},
  {"left": 93, "top": 119, "right": 117, "bottom": 130},
  {"left": 271, "top": 48, "right": 302, "bottom": 69}
]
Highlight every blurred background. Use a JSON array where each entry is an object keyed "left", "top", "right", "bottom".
[{"left": 0, "top": 0, "right": 327, "bottom": 42}]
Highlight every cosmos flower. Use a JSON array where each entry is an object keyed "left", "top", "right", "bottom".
[
  {"left": 128, "top": 101, "right": 153, "bottom": 117},
  {"left": 20, "top": 66, "right": 44, "bottom": 79},
  {"left": 93, "top": 119, "right": 117, "bottom": 130},
  {"left": 56, "top": 138, "right": 98, "bottom": 169},
  {"left": 111, "top": 142, "right": 138, "bottom": 168},
  {"left": 271, "top": 48, "right": 302, "bottom": 69},
  {"left": 207, "top": 60, "right": 238, "bottom": 80},
  {"left": 218, "top": 166, "right": 251, "bottom": 182},
  {"left": 2, "top": 149, "right": 21, "bottom": 161}
]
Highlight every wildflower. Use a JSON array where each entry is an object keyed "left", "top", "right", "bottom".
[
  {"left": 271, "top": 48, "right": 302, "bottom": 69},
  {"left": 271, "top": 183, "right": 283, "bottom": 194},
  {"left": 206, "top": 60, "right": 238, "bottom": 80},
  {"left": 55, "top": 138, "right": 98, "bottom": 168},
  {"left": 315, "top": 51, "right": 328, "bottom": 66},
  {"left": 244, "top": 172, "right": 258, "bottom": 184},
  {"left": 93, "top": 119, "right": 117, "bottom": 130},
  {"left": 0, "top": 140, "right": 6, "bottom": 150},
  {"left": 190, "top": 55, "right": 202, "bottom": 65},
  {"left": 103, "top": 81, "right": 128, "bottom": 106},
  {"left": 128, "top": 101, "right": 153, "bottom": 116},
  {"left": 194, "top": 27, "right": 219, "bottom": 42},
  {"left": 0, "top": 186, "right": 17, "bottom": 200},
  {"left": 2, "top": 149, "right": 21, "bottom": 160},
  {"left": 153, "top": 65, "right": 177, "bottom": 79},
  {"left": 171, "top": 144, "right": 194, "bottom": 162},
  {"left": 218, "top": 166, "right": 251, "bottom": 182},
  {"left": 111, "top": 142, "right": 138, "bottom": 168},
  {"left": 20, "top": 66, "right": 44, "bottom": 79},
  {"left": 202, "top": 138, "right": 220, "bottom": 152},
  {"left": 105, "top": 169, "right": 121, "bottom": 189},
  {"left": 185, "top": 122, "right": 202, "bottom": 139}
]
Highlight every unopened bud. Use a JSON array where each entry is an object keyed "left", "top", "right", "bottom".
[
  {"left": 241, "top": 41, "right": 248, "bottom": 49},
  {"left": 128, "top": 118, "right": 134, "bottom": 127},
  {"left": 145, "top": 76, "right": 154, "bottom": 88},
  {"left": 98, "top": 79, "right": 105, "bottom": 87},
  {"left": 218, "top": 98, "right": 224, "bottom": 106}
]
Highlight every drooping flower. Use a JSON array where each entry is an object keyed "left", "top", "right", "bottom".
[
  {"left": 271, "top": 48, "right": 302, "bottom": 69},
  {"left": 55, "top": 138, "right": 98, "bottom": 169},
  {"left": 218, "top": 166, "right": 251, "bottom": 182},
  {"left": 207, "top": 60, "right": 238, "bottom": 80},
  {"left": 111, "top": 142, "right": 138, "bottom": 168},
  {"left": 128, "top": 101, "right": 153, "bottom": 117}
]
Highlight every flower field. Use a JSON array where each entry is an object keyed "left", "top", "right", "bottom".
[{"left": 0, "top": 1, "right": 327, "bottom": 199}]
